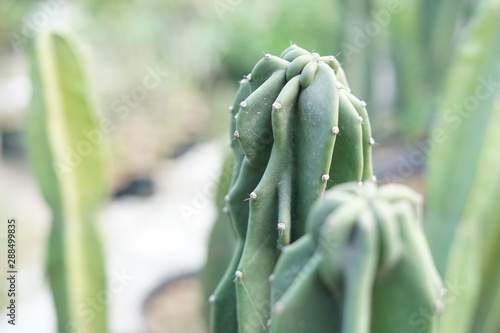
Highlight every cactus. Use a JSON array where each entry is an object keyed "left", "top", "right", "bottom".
[
  {"left": 201, "top": 150, "right": 237, "bottom": 324},
  {"left": 425, "top": 0, "right": 500, "bottom": 332},
  {"left": 26, "top": 29, "right": 108, "bottom": 333},
  {"left": 210, "top": 45, "right": 374, "bottom": 333},
  {"left": 271, "top": 181, "right": 444, "bottom": 333}
]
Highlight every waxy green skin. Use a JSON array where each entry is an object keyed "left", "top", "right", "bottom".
[
  {"left": 271, "top": 182, "right": 444, "bottom": 333},
  {"left": 27, "top": 30, "right": 108, "bottom": 333},
  {"left": 210, "top": 45, "right": 374, "bottom": 333}
]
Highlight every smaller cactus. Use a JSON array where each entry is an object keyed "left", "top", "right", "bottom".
[
  {"left": 425, "top": 1, "right": 500, "bottom": 332},
  {"left": 26, "top": 29, "right": 108, "bottom": 333},
  {"left": 271, "top": 182, "right": 444, "bottom": 333}
]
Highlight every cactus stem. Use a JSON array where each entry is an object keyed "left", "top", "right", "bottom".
[{"left": 332, "top": 126, "right": 340, "bottom": 135}]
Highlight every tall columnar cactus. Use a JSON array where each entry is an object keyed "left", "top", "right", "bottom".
[
  {"left": 210, "top": 45, "right": 375, "bottom": 333},
  {"left": 425, "top": 1, "right": 500, "bottom": 332},
  {"left": 271, "top": 182, "right": 444, "bottom": 333},
  {"left": 26, "top": 29, "right": 108, "bottom": 333}
]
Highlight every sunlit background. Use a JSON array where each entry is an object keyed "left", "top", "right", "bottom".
[{"left": 0, "top": 0, "right": 496, "bottom": 332}]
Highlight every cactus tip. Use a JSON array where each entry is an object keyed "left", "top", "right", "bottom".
[
  {"left": 358, "top": 182, "right": 363, "bottom": 187},
  {"left": 274, "top": 302, "right": 285, "bottom": 315},
  {"left": 369, "top": 137, "right": 375, "bottom": 145},
  {"left": 233, "top": 130, "right": 240, "bottom": 139},
  {"left": 223, "top": 206, "right": 229, "bottom": 214},
  {"left": 321, "top": 174, "right": 330, "bottom": 182},
  {"left": 245, "top": 74, "right": 252, "bottom": 82},
  {"left": 250, "top": 192, "right": 257, "bottom": 200},
  {"left": 434, "top": 299, "right": 445, "bottom": 314},
  {"left": 209, "top": 294, "right": 216, "bottom": 304},
  {"left": 311, "top": 52, "right": 320, "bottom": 61},
  {"left": 225, "top": 194, "right": 230, "bottom": 203},
  {"left": 332, "top": 126, "right": 340, "bottom": 135},
  {"left": 372, "top": 175, "right": 377, "bottom": 182},
  {"left": 235, "top": 270, "right": 243, "bottom": 279},
  {"left": 277, "top": 222, "right": 286, "bottom": 231},
  {"left": 268, "top": 274, "right": 275, "bottom": 282},
  {"left": 360, "top": 100, "right": 367, "bottom": 108},
  {"left": 358, "top": 116, "right": 364, "bottom": 124},
  {"left": 272, "top": 102, "right": 282, "bottom": 111},
  {"left": 264, "top": 53, "right": 272, "bottom": 60},
  {"left": 240, "top": 101, "right": 248, "bottom": 108}
]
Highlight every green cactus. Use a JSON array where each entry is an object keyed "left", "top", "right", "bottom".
[
  {"left": 271, "top": 182, "right": 444, "bottom": 333},
  {"left": 210, "top": 45, "right": 374, "bottom": 333},
  {"left": 425, "top": 0, "right": 500, "bottom": 332},
  {"left": 201, "top": 150, "right": 237, "bottom": 324},
  {"left": 26, "top": 29, "right": 108, "bottom": 333}
]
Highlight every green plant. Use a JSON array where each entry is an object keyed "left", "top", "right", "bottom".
[
  {"left": 201, "top": 150, "right": 237, "bottom": 323},
  {"left": 209, "top": 45, "right": 375, "bottom": 333},
  {"left": 425, "top": 0, "right": 500, "bottom": 332},
  {"left": 271, "top": 181, "right": 443, "bottom": 333},
  {"left": 26, "top": 29, "right": 108, "bottom": 333}
]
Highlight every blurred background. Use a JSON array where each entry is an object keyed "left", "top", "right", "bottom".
[{"left": 0, "top": 0, "right": 492, "bottom": 332}]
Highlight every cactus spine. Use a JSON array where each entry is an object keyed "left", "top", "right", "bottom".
[
  {"left": 26, "top": 29, "right": 108, "bottom": 333},
  {"left": 210, "top": 45, "right": 374, "bottom": 333},
  {"left": 271, "top": 182, "right": 444, "bottom": 333}
]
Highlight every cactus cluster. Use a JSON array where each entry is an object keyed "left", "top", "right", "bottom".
[
  {"left": 27, "top": 30, "right": 108, "bottom": 333},
  {"left": 271, "top": 181, "right": 444, "bottom": 333},
  {"left": 210, "top": 45, "right": 375, "bottom": 333}
]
